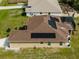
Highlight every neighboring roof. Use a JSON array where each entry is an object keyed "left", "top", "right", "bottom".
[
  {"left": 26, "top": 0, "right": 62, "bottom": 13},
  {"left": 9, "top": 15, "right": 70, "bottom": 43},
  {"left": 8, "top": 0, "right": 27, "bottom": 4}
]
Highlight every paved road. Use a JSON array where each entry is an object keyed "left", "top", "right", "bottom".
[{"left": 0, "top": 6, "right": 26, "bottom": 10}]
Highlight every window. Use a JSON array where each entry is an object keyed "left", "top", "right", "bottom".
[
  {"left": 31, "top": 33, "right": 56, "bottom": 38},
  {"left": 48, "top": 12, "right": 50, "bottom": 15},
  {"left": 30, "top": 12, "right": 33, "bottom": 15},
  {"left": 40, "top": 42, "right": 43, "bottom": 44},
  {"left": 40, "top": 12, "right": 42, "bottom": 14},
  {"left": 60, "top": 42, "right": 63, "bottom": 46},
  {"left": 48, "top": 42, "right": 51, "bottom": 46}
]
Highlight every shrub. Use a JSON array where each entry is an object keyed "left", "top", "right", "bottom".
[{"left": 6, "top": 28, "right": 11, "bottom": 32}]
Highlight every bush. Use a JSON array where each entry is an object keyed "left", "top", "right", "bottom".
[
  {"left": 6, "top": 28, "right": 11, "bottom": 32},
  {"left": 59, "top": 0, "right": 79, "bottom": 11},
  {"left": 21, "top": 12, "right": 26, "bottom": 16},
  {"left": 19, "top": 25, "right": 27, "bottom": 30},
  {"left": 14, "top": 27, "right": 17, "bottom": 30},
  {"left": 48, "top": 42, "right": 51, "bottom": 46}
]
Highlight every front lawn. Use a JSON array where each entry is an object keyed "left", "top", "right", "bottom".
[{"left": 0, "top": 9, "right": 28, "bottom": 38}]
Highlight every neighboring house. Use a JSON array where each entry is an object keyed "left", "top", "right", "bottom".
[
  {"left": 26, "top": 0, "right": 62, "bottom": 16},
  {"left": 8, "top": 15, "right": 75, "bottom": 48},
  {"left": 8, "top": 0, "right": 27, "bottom": 4}
]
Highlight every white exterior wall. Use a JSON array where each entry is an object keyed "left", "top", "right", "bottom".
[{"left": 10, "top": 42, "right": 68, "bottom": 48}]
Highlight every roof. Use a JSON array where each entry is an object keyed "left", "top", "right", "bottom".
[
  {"left": 9, "top": 15, "right": 71, "bottom": 43},
  {"left": 50, "top": 16, "right": 73, "bottom": 31},
  {"left": 8, "top": 0, "right": 27, "bottom": 4},
  {"left": 60, "top": 16, "right": 76, "bottom": 30},
  {"left": 26, "top": 0, "right": 62, "bottom": 13}
]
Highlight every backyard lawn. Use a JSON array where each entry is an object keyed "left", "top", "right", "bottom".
[
  {"left": 0, "top": 9, "right": 79, "bottom": 59},
  {"left": 0, "top": 9, "right": 28, "bottom": 38}
]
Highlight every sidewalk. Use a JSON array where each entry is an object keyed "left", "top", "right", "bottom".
[{"left": 0, "top": 6, "right": 26, "bottom": 10}]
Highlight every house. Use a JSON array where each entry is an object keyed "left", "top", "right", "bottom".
[
  {"left": 8, "top": 0, "right": 27, "bottom": 4},
  {"left": 26, "top": 0, "right": 62, "bottom": 16},
  {"left": 8, "top": 15, "right": 75, "bottom": 48}
]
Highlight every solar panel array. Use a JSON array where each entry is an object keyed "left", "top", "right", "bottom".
[{"left": 31, "top": 33, "right": 56, "bottom": 38}]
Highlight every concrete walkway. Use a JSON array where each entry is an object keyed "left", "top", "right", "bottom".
[{"left": 0, "top": 6, "right": 26, "bottom": 10}]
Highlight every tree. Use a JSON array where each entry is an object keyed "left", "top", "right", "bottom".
[
  {"left": 59, "top": 0, "right": 79, "bottom": 11},
  {"left": 59, "top": 0, "right": 74, "bottom": 5},
  {"left": 73, "top": 0, "right": 79, "bottom": 11}
]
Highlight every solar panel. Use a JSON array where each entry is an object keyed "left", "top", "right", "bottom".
[
  {"left": 48, "top": 20, "right": 57, "bottom": 29},
  {"left": 48, "top": 16, "right": 57, "bottom": 29},
  {"left": 31, "top": 33, "right": 56, "bottom": 38}
]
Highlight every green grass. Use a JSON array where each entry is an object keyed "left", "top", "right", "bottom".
[{"left": 0, "top": 9, "right": 28, "bottom": 38}]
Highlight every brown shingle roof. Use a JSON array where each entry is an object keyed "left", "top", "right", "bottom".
[
  {"left": 9, "top": 15, "right": 69, "bottom": 43},
  {"left": 9, "top": 30, "right": 67, "bottom": 43}
]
